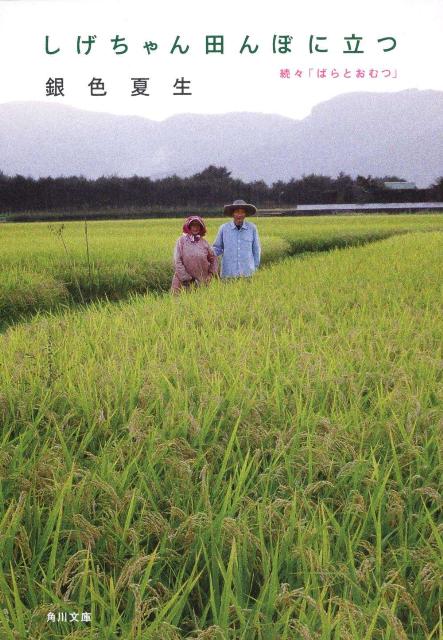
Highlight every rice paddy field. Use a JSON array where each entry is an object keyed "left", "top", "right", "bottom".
[
  {"left": 0, "top": 214, "right": 442, "bottom": 639},
  {"left": 1, "top": 214, "right": 443, "bottom": 328}
]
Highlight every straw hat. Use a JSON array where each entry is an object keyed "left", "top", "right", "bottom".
[{"left": 223, "top": 199, "right": 257, "bottom": 216}]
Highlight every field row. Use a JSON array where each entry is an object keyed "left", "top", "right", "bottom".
[
  {"left": 1, "top": 213, "right": 443, "bottom": 326},
  {"left": 0, "top": 232, "right": 442, "bottom": 638}
]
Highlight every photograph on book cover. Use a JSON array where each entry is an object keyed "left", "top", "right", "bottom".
[{"left": 0, "top": 0, "right": 442, "bottom": 638}]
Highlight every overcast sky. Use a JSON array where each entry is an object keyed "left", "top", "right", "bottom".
[{"left": 0, "top": 0, "right": 441, "bottom": 120}]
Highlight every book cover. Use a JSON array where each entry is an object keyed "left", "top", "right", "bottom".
[{"left": 0, "top": 1, "right": 442, "bottom": 639}]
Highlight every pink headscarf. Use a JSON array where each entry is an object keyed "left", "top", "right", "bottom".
[{"left": 182, "top": 215, "right": 207, "bottom": 241}]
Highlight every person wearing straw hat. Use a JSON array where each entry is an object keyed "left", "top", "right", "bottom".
[
  {"left": 171, "top": 215, "right": 219, "bottom": 294},
  {"left": 212, "top": 199, "right": 261, "bottom": 278}
]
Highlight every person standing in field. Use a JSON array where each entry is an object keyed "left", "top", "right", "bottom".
[
  {"left": 212, "top": 199, "right": 261, "bottom": 278},
  {"left": 171, "top": 215, "right": 219, "bottom": 294}
]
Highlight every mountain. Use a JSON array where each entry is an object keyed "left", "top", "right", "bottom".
[{"left": 0, "top": 89, "right": 441, "bottom": 188}]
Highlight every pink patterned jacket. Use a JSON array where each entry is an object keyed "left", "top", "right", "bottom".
[{"left": 171, "top": 234, "right": 219, "bottom": 293}]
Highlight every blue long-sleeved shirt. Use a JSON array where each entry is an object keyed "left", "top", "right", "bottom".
[{"left": 212, "top": 220, "right": 261, "bottom": 277}]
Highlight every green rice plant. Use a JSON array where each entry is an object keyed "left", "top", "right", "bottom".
[
  {"left": 0, "top": 213, "right": 442, "bottom": 325},
  {"left": 0, "top": 231, "right": 442, "bottom": 638}
]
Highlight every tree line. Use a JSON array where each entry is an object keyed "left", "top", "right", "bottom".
[{"left": 1, "top": 166, "right": 442, "bottom": 217}]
